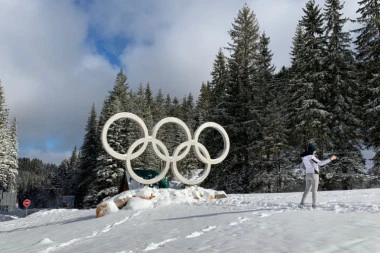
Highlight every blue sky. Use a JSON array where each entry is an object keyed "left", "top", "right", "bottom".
[{"left": 0, "top": 0, "right": 360, "bottom": 164}]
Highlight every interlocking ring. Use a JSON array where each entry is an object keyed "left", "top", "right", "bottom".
[{"left": 101, "top": 112, "right": 230, "bottom": 185}]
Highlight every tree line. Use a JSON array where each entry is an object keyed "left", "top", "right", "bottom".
[{"left": 1, "top": 0, "right": 379, "bottom": 208}]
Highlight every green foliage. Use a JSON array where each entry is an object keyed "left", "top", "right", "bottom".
[{"left": 17, "top": 158, "right": 58, "bottom": 208}]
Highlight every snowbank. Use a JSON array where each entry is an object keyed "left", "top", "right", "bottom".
[{"left": 96, "top": 186, "right": 227, "bottom": 217}]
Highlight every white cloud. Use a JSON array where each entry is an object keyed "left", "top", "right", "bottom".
[
  {"left": 122, "top": 2, "right": 235, "bottom": 97},
  {"left": 0, "top": 0, "right": 117, "bottom": 163},
  {"left": 24, "top": 148, "right": 72, "bottom": 165},
  {"left": 115, "top": 0, "right": 360, "bottom": 97},
  {"left": 0, "top": 0, "right": 363, "bottom": 164}
]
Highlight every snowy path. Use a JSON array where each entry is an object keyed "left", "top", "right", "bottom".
[{"left": 0, "top": 188, "right": 379, "bottom": 253}]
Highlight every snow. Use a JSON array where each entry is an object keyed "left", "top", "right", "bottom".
[{"left": 1, "top": 187, "right": 379, "bottom": 253}]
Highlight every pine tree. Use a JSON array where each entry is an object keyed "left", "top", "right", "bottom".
[
  {"left": 196, "top": 82, "right": 212, "bottom": 126},
  {"left": 7, "top": 117, "right": 18, "bottom": 192},
  {"left": 207, "top": 49, "right": 229, "bottom": 131},
  {"left": 153, "top": 89, "right": 167, "bottom": 123},
  {"left": 0, "top": 81, "right": 17, "bottom": 192},
  {"left": 256, "top": 32, "right": 276, "bottom": 81},
  {"left": 182, "top": 93, "right": 196, "bottom": 130},
  {"left": 319, "top": 0, "right": 365, "bottom": 189},
  {"left": 160, "top": 94, "right": 175, "bottom": 153},
  {"left": 213, "top": 4, "right": 261, "bottom": 193},
  {"left": 89, "top": 69, "right": 131, "bottom": 205},
  {"left": 354, "top": 1, "right": 380, "bottom": 138},
  {"left": 210, "top": 49, "right": 228, "bottom": 111},
  {"left": 354, "top": 0, "right": 380, "bottom": 85},
  {"left": 290, "top": 22, "right": 306, "bottom": 74},
  {"left": 132, "top": 83, "right": 160, "bottom": 171},
  {"left": 224, "top": 4, "right": 260, "bottom": 163},
  {"left": 287, "top": 0, "right": 330, "bottom": 152},
  {"left": 57, "top": 159, "right": 70, "bottom": 195},
  {"left": 353, "top": 0, "right": 380, "bottom": 185},
  {"left": 369, "top": 152, "right": 380, "bottom": 183},
  {"left": 0, "top": 82, "right": 10, "bottom": 191},
  {"left": 253, "top": 32, "right": 276, "bottom": 157},
  {"left": 64, "top": 146, "right": 79, "bottom": 195},
  {"left": 177, "top": 93, "right": 198, "bottom": 179},
  {"left": 251, "top": 32, "right": 292, "bottom": 192},
  {"left": 76, "top": 105, "right": 99, "bottom": 208},
  {"left": 199, "top": 50, "right": 228, "bottom": 189}
]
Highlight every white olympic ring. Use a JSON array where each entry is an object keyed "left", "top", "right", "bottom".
[{"left": 101, "top": 112, "right": 230, "bottom": 185}]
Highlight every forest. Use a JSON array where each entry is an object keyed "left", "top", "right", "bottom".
[{"left": 0, "top": 0, "right": 379, "bottom": 209}]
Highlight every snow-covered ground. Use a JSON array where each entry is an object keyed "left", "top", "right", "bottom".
[{"left": 1, "top": 187, "right": 379, "bottom": 253}]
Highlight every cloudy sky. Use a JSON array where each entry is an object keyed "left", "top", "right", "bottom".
[{"left": 0, "top": 0, "right": 360, "bottom": 164}]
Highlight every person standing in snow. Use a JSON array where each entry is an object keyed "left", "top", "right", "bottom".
[{"left": 299, "top": 143, "right": 337, "bottom": 209}]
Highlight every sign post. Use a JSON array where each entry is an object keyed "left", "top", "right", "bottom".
[{"left": 23, "top": 199, "right": 31, "bottom": 217}]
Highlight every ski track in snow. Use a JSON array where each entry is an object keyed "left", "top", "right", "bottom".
[
  {"left": 142, "top": 238, "right": 178, "bottom": 251},
  {"left": 140, "top": 225, "right": 218, "bottom": 252},
  {"left": 137, "top": 206, "right": 287, "bottom": 251},
  {"left": 136, "top": 207, "right": 288, "bottom": 252},
  {"left": 185, "top": 225, "right": 217, "bottom": 238},
  {"left": 38, "top": 211, "right": 142, "bottom": 253}
]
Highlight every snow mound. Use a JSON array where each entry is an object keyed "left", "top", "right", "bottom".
[
  {"left": 96, "top": 186, "right": 227, "bottom": 217},
  {"left": 36, "top": 238, "right": 54, "bottom": 245},
  {"left": 125, "top": 197, "right": 154, "bottom": 211}
]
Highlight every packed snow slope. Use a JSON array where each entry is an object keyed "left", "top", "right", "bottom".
[{"left": 1, "top": 187, "right": 379, "bottom": 253}]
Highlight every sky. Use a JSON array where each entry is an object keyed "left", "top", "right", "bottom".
[
  {"left": 1, "top": 187, "right": 379, "bottom": 252},
  {"left": 0, "top": 0, "right": 361, "bottom": 164}
]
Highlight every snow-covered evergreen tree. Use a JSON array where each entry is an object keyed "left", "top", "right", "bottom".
[
  {"left": 176, "top": 93, "right": 199, "bottom": 179},
  {"left": 287, "top": 0, "right": 331, "bottom": 152},
  {"left": 7, "top": 117, "right": 18, "bottom": 192},
  {"left": 224, "top": 4, "right": 260, "bottom": 165},
  {"left": 324, "top": 0, "right": 362, "bottom": 146},
  {"left": 0, "top": 81, "right": 18, "bottom": 192},
  {"left": 89, "top": 69, "right": 132, "bottom": 204},
  {"left": 256, "top": 32, "right": 276, "bottom": 82},
  {"left": 210, "top": 49, "right": 228, "bottom": 112},
  {"left": 66, "top": 146, "right": 79, "bottom": 195},
  {"left": 196, "top": 82, "right": 212, "bottom": 126},
  {"left": 199, "top": 50, "right": 228, "bottom": 189},
  {"left": 131, "top": 83, "right": 160, "bottom": 171},
  {"left": 57, "top": 159, "right": 70, "bottom": 195},
  {"left": 76, "top": 105, "right": 99, "bottom": 208},
  {"left": 290, "top": 22, "right": 306, "bottom": 74},
  {"left": 153, "top": 89, "right": 167, "bottom": 123},
  {"left": 55, "top": 147, "right": 79, "bottom": 197},
  {"left": 210, "top": 4, "right": 262, "bottom": 193},
  {"left": 0, "top": 82, "right": 10, "bottom": 191},
  {"left": 320, "top": 0, "right": 366, "bottom": 189},
  {"left": 252, "top": 33, "right": 293, "bottom": 192},
  {"left": 354, "top": 0, "right": 380, "bottom": 182}
]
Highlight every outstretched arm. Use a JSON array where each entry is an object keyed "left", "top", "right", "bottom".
[{"left": 311, "top": 155, "right": 336, "bottom": 167}]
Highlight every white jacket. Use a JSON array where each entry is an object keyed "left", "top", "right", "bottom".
[{"left": 302, "top": 154, "right": 331, "bottom": 174}]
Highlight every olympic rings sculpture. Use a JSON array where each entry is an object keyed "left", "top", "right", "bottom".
[{"left": 101, "top": 112, "right": 230, "bottom": 185}]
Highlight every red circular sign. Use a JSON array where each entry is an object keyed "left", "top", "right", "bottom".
[{"left": 23, "top": 199, "right": 31, "bottom": 207}]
